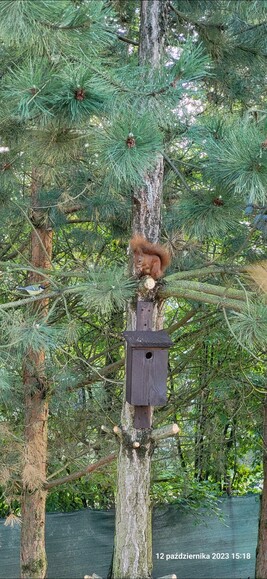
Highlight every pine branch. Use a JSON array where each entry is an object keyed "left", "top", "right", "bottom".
[
  {"left": 0, "top": 240, "right": 29, "bottom": 260},
  {"left": 170, "top": 2, "right": 267, "bottom": 60},
  {"left": 235, "top": 43, "right": 267, "bottom": 58},
  {"left": 166, "top": 265, "right": 246, "bottom": 281},
  {"left": 167, "top": 279, "right": 249, "bottom": 301},
  {"left": 160, "top": 285, "right": 246, "bottom": 312},
  {"left": 70, "top": 358, "right": 125, "bottom": 391},
  {"left": 44, "top": 453, "right": 117, "bottom": 490},
  {"left": 162, "top": 152, "right": 191, "bottom": 192},
  {"left": 0, "top": 287, "right": 84, "bottom": 310},
  {"left": 0, "top": 275, "right": 248, "bottom": 313},
  {"left": 169, "top": 3, "right": 223, "bottom": 31},
  {"left": 231, "top": 21, "right": 267, "bottom": 36},
  {"left": 170, "top": 3, "right": 204, "bottom": 29},
  {"left": 168, "top": 307, "right": 200, "bottom": 334},
  {"left": 145, "top": 76, "right": 182, "bottom": 98},
  {"left": 117, "top": 34, "right": 138, "bottom": 46}
]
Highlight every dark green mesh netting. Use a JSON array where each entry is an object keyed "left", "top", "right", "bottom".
[{"left": 0, "top": 495, "right": 259, "bottom": 578}]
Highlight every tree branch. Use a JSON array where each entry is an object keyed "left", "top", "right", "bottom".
[
  {"left": 160, "top": 285, "right": 246, "bottom": 312},
  {"left": 162, "top": 151, "right": 191, "bottom": 192},
  {"left": 117, "top": 34, "right": 139, "bottom": 46},
  {"left": 151, "top": 424, "right": 180, "bottom": 442},
  {"left": 70, "top": 359, "right": 125, "bottom": 391},
  {"left": 166, "top": 264, "right": 246, "bottom": 281},
  {"left": 44, "top": 453, "right": 117, "bottom": 490},
  {"left": 166, "top": 279, "right": 249, "bottom": 301},
  {"left": 168, "top": 307, "right": 200, "bottom": 334}
]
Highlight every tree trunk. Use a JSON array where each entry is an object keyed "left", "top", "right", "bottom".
[
  {"left": 255, "top": 395, "right": 267, "bottom": 579},
  {"left": 138, "top": 0, "right": 169, "bottom": 67},
  {"left": 112, "top": 2, "right": 168, "bottom": 578},
  {"left": 20, "top": 173, "right": 53, "bottom": 579}
]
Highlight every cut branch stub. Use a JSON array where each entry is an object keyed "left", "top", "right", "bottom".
[{"left": 151, "top": 423, "right": 180, "bottom": 442}]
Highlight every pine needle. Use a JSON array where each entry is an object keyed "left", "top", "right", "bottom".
[
  {"left": 4, "top": 513, "right": 21, "bottom": 527},
  {"left": 0, "top": 466, "right": 11, "bottom": 486},
  {"left": 22, "top": 464, "right": 45, "bottom": 491},
  {"left": 246, "top": 260, "right": 267, "bottom": 294}
]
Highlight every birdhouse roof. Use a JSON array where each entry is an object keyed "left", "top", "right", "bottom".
[{"left": 123, "top": 330, "right": 172, "bottom": 348}]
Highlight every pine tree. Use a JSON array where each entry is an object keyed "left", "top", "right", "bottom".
[
  {"left": 112, "top": 3, "right": 169, "bottom": 576},
  {"left": 0, "top": 1, "right": 126, "bottom": 576}
]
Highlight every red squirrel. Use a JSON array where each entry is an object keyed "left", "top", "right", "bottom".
[{"left": 130, "top": 234, "right": 171, "bottom": 280}]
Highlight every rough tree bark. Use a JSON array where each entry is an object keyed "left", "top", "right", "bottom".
[
  {"left": 112, "top": 2, "right": 169, "bottom": 578},
  {"left": 256, "top": 395, "right": 267, "bottom": 579},
  {"left": 20, "top": 172, "right": 53, "bottom": 579}
]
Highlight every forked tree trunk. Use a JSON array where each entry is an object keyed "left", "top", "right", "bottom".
[
  {"left": 256, "top": 395, "right": 267, "bottom": 579},
  {"left": 112, "top": 2, "right": 168, "bottom": 578},
  {"left": 20, "top": 173, "right": 53, "bottom": 579}
]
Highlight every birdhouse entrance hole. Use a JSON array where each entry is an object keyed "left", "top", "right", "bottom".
[{"left": 145, "top": 351, "right": 153, "bottom": 359}]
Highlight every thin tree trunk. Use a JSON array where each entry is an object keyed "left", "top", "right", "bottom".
[
  {"left": 20, "top": 172, "right": 53, "bottom": 579},
  {"left": 194, "top": 387, "right": 209, "bottom": 481},
  {"left": 255, "top": 395, "right": 267, "bottom": 579},
  {"left": 112, "top": 2, "right": 168, "bottom": 578}
]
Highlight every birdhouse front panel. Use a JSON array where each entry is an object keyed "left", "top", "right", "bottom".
[
  {"left": 123, "top": 330, "right": 172, "bottom": 407},
  {"left": 130, "top": 348, "right": 168, "bottom": 406}
]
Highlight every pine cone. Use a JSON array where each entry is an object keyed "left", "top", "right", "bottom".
[
  {"left": 126, "top": 133, "right": 136, "bottom": 148},
  {"left": 212, "top": 196, "right": 224, "bottom": 206},
  {"left": 75, "top": 88, "right": 86, "bottom": 101}
]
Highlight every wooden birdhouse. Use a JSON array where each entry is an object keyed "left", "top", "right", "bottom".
[{"left": 123, "top": 330, "right": 172, "bottom": 406}]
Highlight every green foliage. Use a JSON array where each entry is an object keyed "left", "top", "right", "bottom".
[
  {"left": 171, "top": 40, "right": 211, "bottom": 85},
  {"left": 52, "top": 64, "right": 107, "bottom": 123},
  {"left": 82, "top": 267, "right": 136, "bottom": 315},
  {"left": 172, "top": 188, "right": 241, "bottom": 240},
  {"left": 46, "top": 472, "right": 116, "bottom": 512},
  {"left": 152, "top": 474, "right": 222, "bottom": 517},
  {"left": 2, "top": 58, "right": 53, "bottom": 122},
  {"left": 188, "top": 113, "right": 228, "bottom": 144},
  {"left": 227, "top": 301, "right": 267, "bottom": 352},
  {"left": 84, "top": 188, "right": 131, "bottom": 229},
  {"left": 95, "top": 108, "right": 163, "bottom": 185},
  {"left": 0, "top": 0, "right": 56, "bottom": 47},
  {"left": 0, "top": 367, "right": 13, "bottom": 404},
  {"left": 26, "top": 124, "right": 83, "bottom": 166},
  {"left": 203, "top": 121, "right": 267, "bottom": 204},
  {"left": 0, "top": 311, "right": 63, "bottom": 355},
  {"left": 0, "top": 0, "right": 116, "bottom": 54},
  {"left": 0, "top": 489, "right": 21, "bottom": 518}
]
